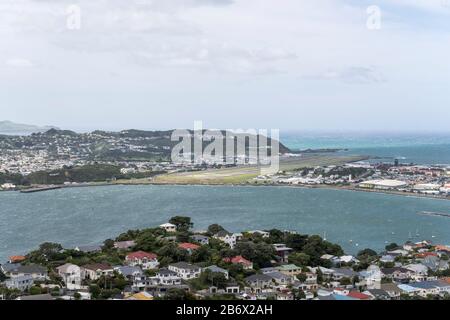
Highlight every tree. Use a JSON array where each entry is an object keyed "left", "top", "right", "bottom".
[
  {"left": 29, "top": 286, "right": 42, "bottom": 295},
  {"left": 103, "top": 239, "right": 115, "bottom": 251},
  {"left": 357, "top": 248, "right": 377, "bottom": 262},
  {"left": 268, "top": 229, "right": 284, "bottom": 243},
  {"left": 385, "top": 243, "right": 400, "bottom": 251},
  {"left": 89, "top": 284, "right": 101, "bottom": 299},
  {"left": 285, "top": 233, "right": 309, "bottom": 251},
  {"left": 288, "top": 253, "right": 310, "bottom": 267},
  {"left": 73, "top": 292, "right": 81, "bottom": 300},
  {"left": 190, "top": 245, "right": 212, "bottom": 263},
  {"left": 169, "top": 216, "right": 193, "bottom": 231},
  {"left": 176, "top": 230, "right": 190, "bottom": 243},
  {"left": 296, "top": 273, "right": 307, "bottom": 283},
  {"left": 295, "top": 290, "right": 306, "bottom": 300},
  {"left": 27, "top": 242, "right": 64, "bottom": 263},
  {"left": 339, "top": 277, "right": 351, "bottom": 285},
  {"left": 164, "top": 288, "right": 195, "bottom": 300},
  {"left": 234, "top": 241, "right": 275, "bottom": 268},
  {"left": 207, "top": 224, "right": 225, "bottom": 235}
]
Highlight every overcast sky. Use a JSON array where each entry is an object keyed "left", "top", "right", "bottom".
[{"left": 1, "top": 0, "right": 449, "bottom": 132}]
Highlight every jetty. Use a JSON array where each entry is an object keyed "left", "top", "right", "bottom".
[{"left": 20, "top": 185, "right": 63, "bottom": 193}]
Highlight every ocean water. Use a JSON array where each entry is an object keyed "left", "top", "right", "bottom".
[
  {"left": 281, "top": 132, "right": 450, "bottom": 165},
  {"left": 1, "top": 185, "right": 449, "bottom": 261}
]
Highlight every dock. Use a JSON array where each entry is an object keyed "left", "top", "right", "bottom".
[{"left": 20, "top": 186, "right": 63, "bottom": 193}]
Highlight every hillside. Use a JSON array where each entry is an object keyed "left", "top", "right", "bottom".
[{"left": 0, "top": 120, "right": 58, "bottom": 134}]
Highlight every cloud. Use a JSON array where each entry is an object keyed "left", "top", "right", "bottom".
[
  {"left": 329, "top": 66, "right": 386, "bottom": 84},
  {"left": 5, "top": 58, "right": 34, "bottom": 68}
]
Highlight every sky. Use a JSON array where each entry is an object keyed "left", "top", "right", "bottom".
[{"left": 0, "top": 0, "right": 450, "bottom": 132}]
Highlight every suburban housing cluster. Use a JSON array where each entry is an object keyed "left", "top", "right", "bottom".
[
  {"left": 1, "top": 217, "right": 449, "bottom": 301},
  {"left": 260, "top": 161, "right": 450, "bottom": 198}
]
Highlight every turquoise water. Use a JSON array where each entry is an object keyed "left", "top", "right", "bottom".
[
  {"left": 1, "top": 185, "right": 449, "bottom": 261},
  {"left": 281, "top": 132, "right": 450, "bottom": 165}
]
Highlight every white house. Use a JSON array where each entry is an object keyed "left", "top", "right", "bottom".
[
  {"left": 81, "top": 263, "right": 114, "bottom": 281},
  {"left": 56, "top": 263, "right": 83, "bottom": 290},
  {"left": 159, "top": 223, "right": 177, "bottom": 233},
  {"left": 155, "top": 268, "right": 182, "bottom": 285},
  {"left": 168, "top": 262, "right": 201, "bottom": 280},
  {"left": 213, "top": 230, "right": 237, "bottom": 248},
  {"left": 5, "top": 275, "right": 34, "bottom": 291},
  {"left": 405, "top": 264, "right": 429, "bottom": 282},
  {"left": 8, "top": 264, "right": 48, "bottom": 281},
  {"left": 125, "top": 251, "right": 159, "bottom": 270},
  {"left": 247, "top": 230, "right": 270, "bottom": 238}
]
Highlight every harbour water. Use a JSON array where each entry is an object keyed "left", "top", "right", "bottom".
[
  {"left": 1, "top": 184, "right": 449, "bottom": 261},
  {"left": 281, "top": 131, "right": 450, "bottom": 165}
]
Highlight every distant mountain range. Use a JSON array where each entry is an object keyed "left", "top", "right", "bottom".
[{"left": 0, "top": 120, "right": 59, "bottom": 134}]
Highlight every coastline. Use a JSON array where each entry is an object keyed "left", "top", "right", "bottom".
[{"left": 9, "top": 179, "right": 450, "bottom": 202}]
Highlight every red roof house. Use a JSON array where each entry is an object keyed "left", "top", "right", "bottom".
[
  {"left": 125, "top": 251, "right": 158, "bottom": 269},
  {"left": 178, "top": 243, "right": 200, "bottom": 251},
  {"left": 223, "top": 255, "right": 253, "bottom": 269},
  {"left": 347, "top": 291, "right": 372, "bottom": 300}
]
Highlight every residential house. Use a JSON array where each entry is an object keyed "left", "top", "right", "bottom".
[
  {"left": 266, "top": 271, "right": 293, "bottom": 286},
  {"left": 405, "top": 264, "right": 429, "bottom": 282},
  {"left": 155, "top": 268, "right": 182, "bottom": 285},
  {"left": 273, "top": 244, "right": 293, "bottom": 263},
  {"left": 213, "top": 231, "right": 237, "bottom": 249},
  {"left": 277, "top": 264, "right": 302, "bottom": 276},
  {"left": 364, "top": 289, "right": 391, "bottom": 300},
  {"left": 114, "top": 266, "right": 143, "bottom": 280},
  {"left": 260, "top": 267, "right": 278, "bottom": 274},
  {"left": 276, "top": 292, "right": 294, "bottom": 300},
  {"left": 74, "top": 245, "right": 102, "bottom": 253},
  {"left": 347, "top": 291, "right": 372, "bottom": 300},
  {"left": 380, "top": 283, "right": 402, "bottom": 299},
  {"left": 168, "top": 262, "right": 201, "bottom": 280},
  {"left": 223, "top": 256, "right": 253, "bottom": 270},
  {"left": 245, "top": 274, "right": 273, "bottom": 291},
  {"left": 400, "top": 280, "right": 450, "bottom": 298},
  {"left": 56, "top": 263, "right": 83, "bottom": 290},
  {"left": 125, "top": 251, "right": 159, "bottom": 270},
  {"left": 192, "top": 235, "right": 209, "bottom": 245},
  {"left": 81, "top": 263, "right": 114, "bottom": 280},
  {"left": 330, "top": 268, "right": 358, "bottom": 281},
  {"left": 203, "top": 265, "right": 229, "bottom": 279},
  {"left": 435, "top": 245, "right": 450, "bottom": 255},
  {"left": 381, "top": 267, "right": 414, "bottom": 283},
  {"left": 225, "top": 282, "right": 240, "bottom": 294},
  {"left": 0, "top": 263, "right": 18, "bottom": 275},
  {"left": 8, "top": 264, "right": 48, "bottom": 281},
  {"left": 5, "top": 275, "right": 34, "bottom": 291},
  {"left": 380, "top": 255, "right": 396, "bottom": 263},
  {"left": 8, "top": 256, "right": 26, "bottom": 264},
  {"left": 246, "top": 230, "right": 270, "bottom": 238},
  {"left": 114, "top": 240, "right": 136, "bottom": 250},
  {"left": 159, "top": 223, "right": 177, "bottom": 233},
  {"left": 421, "top": 255, "right": 448, "bottom": 272},
  {"left": 338, "top": 255, "right": 359, "bottom": 264},
  {"left": 178, "top": 242, "right": 200, "bottom": 254},
  {"left": 359, "top": 265, "right": 382, "bottom": 289},
  {"left": 292, "top": 272, "right": 318, "bottom": 292}
]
